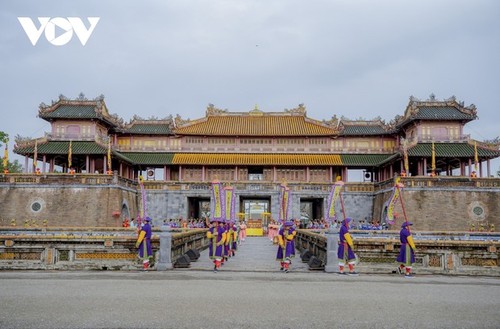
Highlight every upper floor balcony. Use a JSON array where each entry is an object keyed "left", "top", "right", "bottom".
[
  {"left": 408, "top": 134, "right": 470, "bottom": 144},
  {"left": 1, "top": 173, "right": 498, "bottom": 192},
  {"left": 114, "top": 144, "right": 396, "bottom": 154}
]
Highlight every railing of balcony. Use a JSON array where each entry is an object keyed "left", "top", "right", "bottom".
[
  {"left": 114, "top": 145, "right": 395, "bottom": 154},
  {"left": 2, "top": 174, "right": 498, "bottom": 190},
  {"left": 407, "top": 134, "right": 470, "bottom": 144}
]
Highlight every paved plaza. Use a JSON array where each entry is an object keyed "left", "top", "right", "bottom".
[{"left": 0, "top": 237, "right": 499, "bottom": 329}]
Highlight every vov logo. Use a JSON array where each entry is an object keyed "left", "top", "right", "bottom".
[{"left": 18, "top": 17, "right": 100, "bottom": 46}]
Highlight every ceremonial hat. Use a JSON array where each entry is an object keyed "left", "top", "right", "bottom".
[
  {"left": 401, "top": 221, "right": 413, "bottom": 228},
  {"left": 145, "top": 217, "right": 152, "bottom": 222},
  {"left": 284, "top": 221, "right": 293, "bottom": 226}
]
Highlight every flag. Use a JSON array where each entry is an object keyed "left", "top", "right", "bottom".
[
  {"left": 33, "top": 139, "right": 38, "bottom": 171},
  {"left": 224, "top": 185, "right": 234, "bottom": 221},
  {"left": 326, "top": 180, "right": 344, "bottom": 221},
  {"left": 68, "top": 141, "right": 72, "bottom": 169},
  {"left": 431, "top": 142, "right": 436, "bottom": 173},
  {"left": 278, "top": 183, "right": 291, "bottom": 222},
  {"left": 474, "top": 141, "right": 479, "bottom": 172},
  {"left": 2, "top": 142, "right": 8, "bottom": 170},
  {"left": 402, "top": 138, "right": 409, "bottom": 174},
  {"left": 138, "top": 175, "right": 147, "bottom": 220},
  {"left": 384, "top": 177, "right": 403, "bottom": 225},
  {"left": 210, "top": 180, "right": 224, "bottom": 222},
  {"left": 107, "top": 139, "right": 112, "bottom": 172}
]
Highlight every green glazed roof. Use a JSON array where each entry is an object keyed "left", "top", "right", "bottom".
[
  {"left": 123, "top": 124, "right": 173, "bottom": 135},
  {"left": 397, "top": 106, "right": 476, "bottom": 128},
  {"left": 118, "top": 152, "right": 174, "bottom": 165},
  {"left": 341, "top": 125, "right": 390, "bottom": 136},
  {"left": 340, "top": 154, "right": 397, "bottom": 166},
  {"left": 39, "top": 105, "right": 98, "bottom": 119},
  {"left": 408, "top": 143, "right": 500, "bottom": 158},
  {"left": 414, "top": 106, "right": 475, "bottom": 120},
  {"left": 14, "top": 141, "right": 107, "bottom": 155}
]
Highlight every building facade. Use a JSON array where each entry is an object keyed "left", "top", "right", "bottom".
[{"left": 11, "top": 94, "right": 500, "bottom": 228}]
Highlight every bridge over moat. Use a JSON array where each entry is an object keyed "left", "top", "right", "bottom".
[{"left": 184, "top": 236, "right": 310, "bottom": 273}]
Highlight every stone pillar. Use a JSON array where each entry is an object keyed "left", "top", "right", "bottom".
[
  {"left": 157, "top": 225, "right": 173, "bottom": 270},
  {"left": 24, "top": 155, "right": 29, "bottom": 173},
  {"left": 487, "top": 159, "right": 491, "bottom": 177},
  {"left": 423, "top": 158, "right": 427, "bottom": 176},
  {"left": 324, "top": 227, "right": 339, "bottom": 273}
]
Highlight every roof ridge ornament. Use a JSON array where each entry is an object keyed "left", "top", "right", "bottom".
[
  {"left": 206, "top": 104, "right": 227, "bottom": 116},
  {"left": 249, "top": 105, "right": 263, "bottom": 116},
  {"left": 284, "top": 103, "right": 306, "bottom": 116}
]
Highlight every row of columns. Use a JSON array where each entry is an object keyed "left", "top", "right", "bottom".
[{"left": 25, "top": 154, "right": 110, "bottom": 174}]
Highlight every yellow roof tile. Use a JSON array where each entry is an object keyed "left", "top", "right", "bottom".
[
  {"left": 175, "top": 115, "right": 336, "bottom": 136},
  {"left": 172, "top": 153, "right": 342, "bottom": 166}
]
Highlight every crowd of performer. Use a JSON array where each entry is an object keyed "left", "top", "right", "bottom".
[
  {"left": 206, "top": 219, "right": 240, "bottom": 272},
  {"left": 135, "top": 216, "right": 416, "bottom": 278}
]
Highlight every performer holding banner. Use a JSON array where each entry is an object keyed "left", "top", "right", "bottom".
[
  {"left": 276, "top": 182, "right": 296, "bottom": 273},
  {"left": 207, "top": 219, "right": 226, "bottom": 272},
  {"left": 338, "top": 217, "right": 358, "bottom": 276},
  {"left": 383, "top": 177, "right": 405, "bottom": 225},
  {"left": 397, "top": 221, "right": 417, "bottom": 278},
  {"left": 276, "top": 221, "right": 296, "bottom": 273},
  {"left": 135, "top": 217, "right": 153, "bottom": 270},
  {"left": 326, "top": 177, "right": 344, "bottom": 225},
  {"left": 208, "top": 179, "right": 226, "bottom": 272}
]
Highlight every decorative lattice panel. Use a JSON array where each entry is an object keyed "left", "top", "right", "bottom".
[
  {"left": 461, "top": 258, "right": 497, "bottom": 267},
  {"left": 76, "top": 253, "right": 136, "bottom": 260},
  {"left": 0, "top": 252, "right": 41, "bottom": 260}
]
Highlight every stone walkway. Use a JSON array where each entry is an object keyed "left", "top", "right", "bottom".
[{"left": 184, "top": 236, "right": 311, "bottom": 273}]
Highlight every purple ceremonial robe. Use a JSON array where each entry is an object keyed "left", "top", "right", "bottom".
[
  {"left": 223, "top": 223, "right": 230, "bottom": 256},
  {"left": 276, "top": 227, "right": 295, "bottom": 261},
  {"left": 138, "top": 223, "right": 152, "bottom": 258},
  {"left": 337, "top": 224, "right": 355, "bottom": 262},
  {"left": 209, "top": 225, "right": 225, "bottom": 259},
  {"left": 231, "top": 225, "right": 238, "bottom": 250},
  {"left": 397, "top": 227, "right": 415, "bottom": 265}
]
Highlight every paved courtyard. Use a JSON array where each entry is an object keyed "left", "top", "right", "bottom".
[{"left": 0, "top": 237, "right": 499, "bottom": 329}]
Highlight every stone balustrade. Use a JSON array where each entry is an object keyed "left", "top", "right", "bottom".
[
  {"left": 2, "top": 173, "right": 498, "bottom": 192},
  {"left": 296, "top": 229, "right": 500, "bottom": 276},
  {"left": 0, "top": 227, "right": 208, "bottom": 270},
  {"left": 2, "top": 227, "right": 498, "bottom": 275}
]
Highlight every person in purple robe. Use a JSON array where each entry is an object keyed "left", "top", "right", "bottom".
[
  {"left": 135, "top": 217, "right": 152, "bottom": 270},
  {"left": 338, "top": 217, "right": 358, "bottom": 275},
  {"left": 231, "top": 221, "right": 238, "bottom": 255},
  {"left": 397, "top": 221, "right": 416, "bottom": 278},
  {"left": 223, "top": 220, "right": 231, "bottom": 262},
  {"left": 276, "top": 221, "right": 296, "bottom": 273},
  {"left": 207, "top": 219, "right": 226, "bottom": 272}
]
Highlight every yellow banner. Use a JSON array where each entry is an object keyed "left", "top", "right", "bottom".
[
  {"left": 107, "top": 139, "right": 112, "bottom": 171},
  {"left": 3, "top": 143, "right": 8, "bottom": 169},
  {"left": 224, "top": 186, "right": 233, "bottom": 221},
  {"left": 327, "top": 183, "right": 343, "bottom": 219},
  {"left": 68, "top": 141, "right": 72, "bottom": 169},
  {"left": 212, "top": 182, "right": 222, "bottom": 220},
  {"left": 474, "top": 141, "right": 479, "bottom": 171}
]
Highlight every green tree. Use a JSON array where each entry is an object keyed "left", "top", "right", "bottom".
[{"left": 0, "top": 131, "right": 23, "bottom": 173}]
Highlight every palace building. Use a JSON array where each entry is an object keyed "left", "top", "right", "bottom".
[{"left": 11, "top": 94, "right": 500, "bottom": 229}]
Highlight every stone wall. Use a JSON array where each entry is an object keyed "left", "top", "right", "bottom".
[
  {"left": 0, "top": 184, "right": 137, "bottom": 227},
  {"left": 373, "top": 187, "right": 500, "bottom": 231},
  {"left": 1, "top": 175, "right": 498, "bottom": 231}
]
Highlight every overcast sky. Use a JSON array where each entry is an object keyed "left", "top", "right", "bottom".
[{"left": 1, "top": 0, "right": 499, "bottom": 170}]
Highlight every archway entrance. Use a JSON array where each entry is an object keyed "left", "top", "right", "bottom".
[
  {"left": 239, "top": 197, "right": 271, "bottom": 236},
  {"left": 187, "top": 197, "right": 210, "bottom": 219},
  {"left": 300, "top": 198, "right": 324, "bottom": 227}
]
